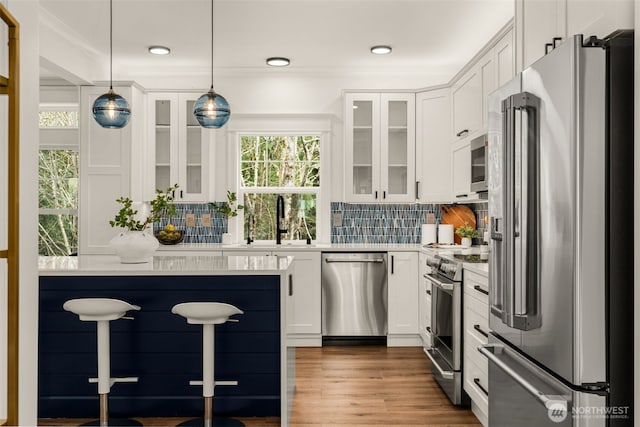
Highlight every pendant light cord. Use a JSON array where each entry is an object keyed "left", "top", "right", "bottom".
[
  {"left": 109, "top": 0, "right": 113, "bottom": 90},
  {"left": 210, "top": 0, "right": 214, "bottom": 90}
]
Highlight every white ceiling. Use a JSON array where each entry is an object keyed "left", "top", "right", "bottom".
[{"left": 39, "top": 0, "right": 514, "bottom": 84}]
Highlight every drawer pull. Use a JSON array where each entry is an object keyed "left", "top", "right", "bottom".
[
  {"left": 473, "top": 285, "right": 489, "bottom": 296},
  {"left": 426, "top": 326, "right": 431, "bottom": 333},
  {"left": 456, "top": 129, "right": 469, "bottom": 137},
  {"left": 473, "top": 324, "right": 489, "bottom": 338},
  {"left": 473, "top": 377, "right": 489, "bottom": 396},
  {"left": 426, "top": 289, "right": 431, "bottom": 296}
]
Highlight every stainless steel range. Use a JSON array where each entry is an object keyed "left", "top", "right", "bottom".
[{"left": 423, "top": 253, "right": 470, "bottom": 406}]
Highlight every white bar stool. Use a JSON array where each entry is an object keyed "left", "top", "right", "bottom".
[
  {"left": 171, "top": 302, "right": 245, "bottom": 427},
  {"left": 63, "top": 298, "right": 142, "bottom": 427}
]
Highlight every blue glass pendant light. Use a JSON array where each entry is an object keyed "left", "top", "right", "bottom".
[
  {"left": 92, "top": 0, "right": 131, "bottom": 129},
  {"left": 193, "top": 0, "right": 230, "bottom": 128}
]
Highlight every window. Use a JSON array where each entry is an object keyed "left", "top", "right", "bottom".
[
  {"left": 38, "top": 106, "right": 79, "bottom": 256},
  {"left": 240, "top": 135, "right": 320, "bottom": 241}
]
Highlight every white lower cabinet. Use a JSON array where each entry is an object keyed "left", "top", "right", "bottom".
[
  {"left": 273, "top": 250, "right": 321, "bottom": 346},
  {"left": 463, "top": 268, "right": 490, "bottom": 426},
  {"left": 387, "top": 251, "right": 419, "bottom": 346},
  {"left": 224, "top": 249, "right": 322, "bottom": 346}
]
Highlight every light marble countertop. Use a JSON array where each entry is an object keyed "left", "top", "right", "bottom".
[
  {"left": 38, "top": 255, "right": 294, "bottom": 276},
  {"left": 158, "top": 242, "right": 424, "bottom": 252}
]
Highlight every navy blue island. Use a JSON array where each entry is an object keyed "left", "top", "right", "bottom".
[{"left": 38, "top": 255, "right": 295, "bottom": 426}]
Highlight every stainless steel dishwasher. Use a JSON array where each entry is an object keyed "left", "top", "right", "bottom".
[{"left": 321, "top": 252, "right": 388, "bottom": 338}]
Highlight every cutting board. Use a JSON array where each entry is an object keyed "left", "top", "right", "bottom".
[{"left": 440, "top": 205, "right": 476, "bottom": 244}]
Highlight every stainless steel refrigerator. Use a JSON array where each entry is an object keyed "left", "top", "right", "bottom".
[{"left": 483, "top": 32, "right": 633, "bottom": 427}]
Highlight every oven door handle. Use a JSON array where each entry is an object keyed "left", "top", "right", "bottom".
[
  {"left": 423, "top": 274, "right": 454, "bottom": 291},
  {"left": 424, "top": 348, "right": 454, "bottom": 379}
]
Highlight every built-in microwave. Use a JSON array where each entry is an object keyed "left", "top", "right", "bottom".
[{"left": 470, "top": 134, "right": 488, "bottom": 192}]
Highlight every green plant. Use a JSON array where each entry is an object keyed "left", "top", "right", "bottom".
[
  {"left": 211, "top": 191, "right": 244, "bottom": 218},
  {"left": 455, "top": 222, "right": 479, "bottom": 239},
  {"left": 109, "top": 184, "right": 179, "bottom": 231}
]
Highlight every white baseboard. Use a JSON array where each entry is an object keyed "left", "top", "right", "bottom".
[
  {"left": 386, "top": 334, "right": 421, "bottom": 347},
  {"left": 287, "top": 334, "right": 322, "bottom": 347}
]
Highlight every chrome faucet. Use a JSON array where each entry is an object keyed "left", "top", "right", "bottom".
[{"left": 276, "top": 195, "right": 287, "bottom": 244}]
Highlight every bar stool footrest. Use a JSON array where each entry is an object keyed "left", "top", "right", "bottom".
[
  {"left": 88, "top": 376, "right": 139, "bottom": 387},
  {"left": 188, "top": 380, "right": 239, "bottom": 386}
]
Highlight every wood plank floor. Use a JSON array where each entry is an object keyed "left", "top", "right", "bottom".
[{"left": 39, "top": 346, "right": 481, "bottom": 426}]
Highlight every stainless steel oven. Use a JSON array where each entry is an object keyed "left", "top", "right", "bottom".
[
  {"left": 423, "top": 255, "right": 469, "bottom": 406},
  {"left": 470, "top": 134, "right": 488, "bottom": 192}
]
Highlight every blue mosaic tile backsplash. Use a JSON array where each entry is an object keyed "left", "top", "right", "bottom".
[
  {"left": 155, "top": 203, "right": 228, "bottom": 244},
  {"left": 156, "top": 201, "right": 488, "bottom": 244},
  {"left": 330, "top": 202, "right": 488, "bottom": 244},
  {"left": 330, "top": 202, "right": 442, "bottom": 244}
]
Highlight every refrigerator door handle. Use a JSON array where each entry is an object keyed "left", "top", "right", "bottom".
[
  {"left": 479, "top": 344, "right": 568, "bottom": 409},
  {"left": 501, "top": 92, "right": 542, "bottom": 331},
  {"left": 513, "top": 92, "right": 542, "bottom": 330}
]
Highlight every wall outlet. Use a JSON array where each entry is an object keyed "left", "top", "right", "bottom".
[
  {"left": 185, "top": 214, "right": 196, "bottom": 227},
  {"left": 332, "top": 212, "right": 343, "bottom": 227},
  {"left": 202, "top": 214, "right": 212, "bottom": 227}
]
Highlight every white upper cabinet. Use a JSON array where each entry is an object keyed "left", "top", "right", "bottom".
[
  {"left": 344, "top": 92, "right": 415, "bottom": 203},
  {"left": 566, "top": 0, "right": 633, "bottom": 39},
  {"left": 415, "top": 88, "right": 452, "bottom": 203},
  {"left": 147, "top": 92, "right": 211, "bottom": 202},
  {"left": 479, "top": 50, "right": 496, "bottom": 131},
  {"left": 451, "top": 139, "right": 471, "bottom": 200},
  {"left": 447, "top": 25, "right": 514, "bottom": 202},
  {"left": 452, "top": 68, "right": 482, "bottom": 141},
  {"left": 515, "top": 0, "right": 633, "bottom": 71},
  {"left": 495, "top": 29, "right": 515, "bottom": 88}
]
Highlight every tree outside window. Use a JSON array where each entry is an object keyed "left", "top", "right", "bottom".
[
  {"left": 38, "top": 109, "right": 79, "bottom": 255},
  {"left": 240, "top": 135, "right": 320, "bottom": 241}
]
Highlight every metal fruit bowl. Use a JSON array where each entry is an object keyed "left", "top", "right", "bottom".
[{"left": 155, "top": 229, "right": 184, "bottom": 245}]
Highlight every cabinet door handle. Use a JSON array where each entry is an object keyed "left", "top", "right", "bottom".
[
  {"left": 473, "top": 378, "right": 489, "bottom": 396},
  {"left": 415, "top": 181, "right": 420, "bottom": 199},
  {"left": 552, "top": 37, "right": 562, "bottom": 48},
  {"left": 426, "top": 326, "right": 431, "bottom": 333},
  {"left": 473, "top": 324, "right": 489, "bottom": 338},
  {"left": 180, "top": 190, "right": 183, "bottom": 198},
  {"left": 426, "top": 289, "right": 431, "bottom": 296},
  {"left": 375, "top": 191, "right": 378, "bottom": 199},
  {"left": 383, "top": 191, "right": 386, "bottom": 199},
  {"left": 456, "top": 194, "right": 467, "bottom": 199},
  {"left": 545, "top": 42, "right": 553, "bottom": 54},
  {"left": 391, "top": 255, "right": 394, "bottom": 274},
  {"left": 474, "top": 285, "right": 489, "bottom": 296},
  {"left": 172, "top": 190, "right": 175, "bottom": 198},
  {"left": 456, "top": 129, "right": 469, "bottom": 137},
  {"left": 288, "top": 274, "right": 293, "bottom": 296}
]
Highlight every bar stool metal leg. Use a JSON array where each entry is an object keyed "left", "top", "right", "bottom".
[
  {"left": 172, "top": 302, "right": 245, "bottom": 427},
  {"left": 63, "top": 298, "right": 142, "bottom": 427}
]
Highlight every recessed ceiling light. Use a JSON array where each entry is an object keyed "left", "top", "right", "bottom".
[
  {"left": 266, "top": 57, "right": 290, "bottom": 67},
  {"left": 148, "top": 46, "right": 171, "bottom": 55},
  {"left": 370, "top": 45, "right": 392, "bottom": 55}
]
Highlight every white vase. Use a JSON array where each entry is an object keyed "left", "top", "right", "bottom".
[
  {"left": 461, "top": 237, "right": 472, "bottom": 247},
  {"left": 109, "top": 230, "right": 159, "bottom": 263},
  {"left": 221, "top": 232, "right": 233, "bottom": 245}
]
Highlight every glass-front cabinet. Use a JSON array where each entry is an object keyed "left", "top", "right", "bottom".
[
  {"left": 148, "top": 92, "right": 210, "bottom": 201},
  {"left": 344, "top": 92, "right": 415, "bottom": 202}
]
